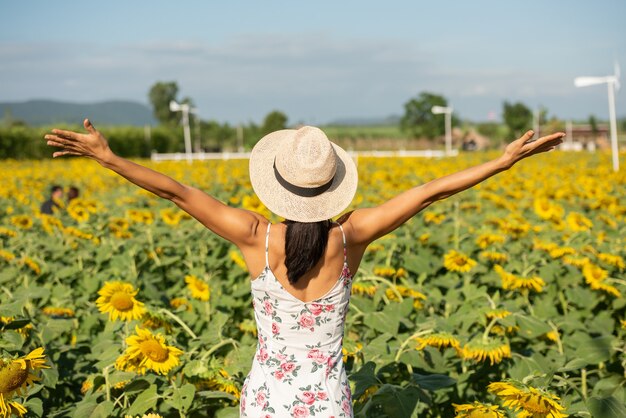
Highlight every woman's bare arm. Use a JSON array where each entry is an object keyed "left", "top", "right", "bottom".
[
  {"left": 44, "top": 119, "right": 263, "bottom": 247},
  {"left": 346, "top": 130, "right": 565, "bottom": 245}
]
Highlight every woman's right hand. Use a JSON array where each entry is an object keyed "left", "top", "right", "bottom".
[
  {"left": 44, "top": 118, "right": 114, "bottom": 164},
  {"left": 498, "top": 130, "right": 565, "bottom": 169}
]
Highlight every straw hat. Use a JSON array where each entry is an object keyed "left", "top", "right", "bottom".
[{"left": 249, "top": 126, "right": 358, "bottom": 222}]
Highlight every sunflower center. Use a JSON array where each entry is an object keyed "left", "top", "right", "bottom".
[
  {"left": 0, "top": 363, "right": 29, "bottom": 394},
  {"left": 110, "top": 292, "right": 135, "bottom": 311},
  {"left": 139, "top": 339, "right": 169, "bottom": 362},
  {"left": 455, "top": 257, "right": 467, "bottom": 266},
  {"left": 521, "top": 393, "right": 550, "bottom": 412}
]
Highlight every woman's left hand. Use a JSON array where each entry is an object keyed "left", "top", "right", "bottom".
[
  {"left": 499, "top": 130, "right": 566, "bottom": 168},
  {"left": 44, "top": 118, "right": 113, "bottom": 163}
]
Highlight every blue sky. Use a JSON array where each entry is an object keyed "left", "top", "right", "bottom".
[{"left": 1, "top": 0, "right": 625, "bottom": 124}]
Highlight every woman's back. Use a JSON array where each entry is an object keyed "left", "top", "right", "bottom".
[{"left": 240, "top": 221, "right": 355, "bottom": 417}]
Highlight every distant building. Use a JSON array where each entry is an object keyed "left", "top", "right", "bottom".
[{"left": 569, "top": 124, "right": 610, "bottom": 150}]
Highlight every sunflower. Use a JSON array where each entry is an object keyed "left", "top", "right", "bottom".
[
  {"left": 452, "top": 401, "right": 506, "bottom": 418},
  {"left": 196, "top": 371, "right": 241, "bottom": 399},
  {"left": 485, "top": 309, "right": 511, "bottom": 320},
  {"left": 0, "top": 348, "right": 49, "bottom": 416},
  {"left": 415, "top": 332, "right": 460, "bottom": 350},
  {"left": 374, "top": 267, "right": 396, "bottom": 278},
  {"left": 443, "top": 250, "right": 477, "bottom": 273},
  {"left": 488, "top": 381, "right": 568, "bottom": 418},
  {"left": 475, "top": 233, "right": 505, "bottom": 249},
  {"left": 494, "top": 265, "right": 545, "bottom": 293},
  {"left": 0, "top": 227, "right": 17, "bottom": 238},
  {"left": 0, "top": 250, "right": 16, "bottom": 262},
  {"left": 1, "top": 400, "right": 27, "bottom": 417},
  {"left": 96, "top": 281, "right": 146, "bottom": 321},
  {"left": 238, "top": 319, "right": 258, "bottom": 336},
  {"left": 566, "top": 212, "right": 592, "bottom": 232},
  {"left": 116, "top": 327, "right": 183, "bottom": 375},
  {"left": 160, "top": 208, "right": 181, "bottom": 226},
  {"left": 229, "top": 251, "right": 247, "bottom": 270},
  {"left": 597, "top": 253, "right": 625, "bottom": 270},
  {"left": 423, "top": 211, "right": 446, "bottom": 224},
  {"left": 20, "top": 257, "right": 40, "bottom": 275},
  {"left": 141, "top": 311, "right": 173, "bottom": 333},
  {"left": 67, "top": 205, "right": 89, "bottom": 223},
  {"left": 9, "top": 215, "right": 32, "bottom": 230},
  {"left": 185, "top": 275, "right": 210, "bottom": 301},
  {"left": 562, "top": 256, "right": 590, "bottom": 269},
  {"left": 457, "top": 338, "right": 511, "bottom": 365},
  {"left": 582, "top": 263, "right": 608, "bottom": 283},
  {"left": 169, "top": 297, "right": 193, "bottom": 312},
  {"left": 127, "top": 209, "right": 154, "bottom": 225},
  {"left": 351, "top": 282, "right": 378, "bottom": 297},
  {"left": 108, "top": 217, "right": 130, "bottom": 231},
  {"left": 533, "top": 197, "right": 555, "bottom": 220},
  {"left": 42, "top": 307, "right": 75, "bottom": 317},
  {"left": 480, "top": 251, "right": 508, "bottom": 263}
]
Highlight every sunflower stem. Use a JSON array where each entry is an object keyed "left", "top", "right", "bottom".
[
  {"left": 581, "top": 368, "right": 587, "bottom": 400},
  {"left": 201, "top": 338, "right": 239, "bottom": 361},
  {"left": 103, "top": 365, "right": 111, "bottom": 402},
  {"left": 482, "top": 317, "right": 499, "bottom": 343},
  {"left": 547, "top": 320, "right": 563, "bottom": 355},
  {"left": 159, "top": 309, "right": 197, "bottom": 339},
  {"left": 394, "top": 329, "right": 434, "bottom": 362}
]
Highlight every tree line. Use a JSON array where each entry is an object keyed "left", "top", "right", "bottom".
[{"left": 0, "top": 80, "right": 620, "bottom": 159}]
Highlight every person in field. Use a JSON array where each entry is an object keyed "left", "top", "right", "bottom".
[
  {"left": 44, "top": 119, "right": 564, "bottom": 417},
  {"left": 40, "top": 184, "right": 63, "bottom": 215}
]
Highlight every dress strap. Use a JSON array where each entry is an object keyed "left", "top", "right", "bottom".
[
  {"left": 264, "top": 222, "right": 271, "bottom": 267},
  {"left": 333, "top": 221, "right": 348, "bottom": 265}
]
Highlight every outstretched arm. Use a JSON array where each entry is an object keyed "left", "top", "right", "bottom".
[
  {"left": 346, "top": 130, "right": 565, "bottom": 245},
  {"left": 44, "top": 119, "right": 263, "bottom": 247}
]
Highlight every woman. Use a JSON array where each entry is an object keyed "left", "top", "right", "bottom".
[{"left": 44, "top": 120, "right": 564, "bottom": 417}]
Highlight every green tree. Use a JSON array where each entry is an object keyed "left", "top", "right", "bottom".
[
  {"left": 400, "top": 92, "right": 454, "bottom": 139},
  {"left": 589, "top": 114, "right": 598, "bottom": 135},
  {"left": 148, "top": 81, "right": 180, "bottom": 126},
  {"left": 502, "top": 101, "right": 532, "bottom": 137},
  {"left": 261, "top": 110, "right": 288, "bottom": 136}
]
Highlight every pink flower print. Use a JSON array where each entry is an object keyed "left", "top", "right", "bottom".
[
  {"left": 292, "top": 405, "right": 310, "bottom": 418},
  {"left": 317, "top": 391, "right": 328, "bottom": 401},
  {"left": 342, "top": 400, "right": 351, "bottom": 415},
  {"left": 301, "top": 391, "right": 316, "bottom": 405},
  {"left": 307, "top": 349, "right": 327, "bottom": 364},
  {"left": 310, "top": 303, "right": 324, "bottom": 316},
  {"left": 298, "top": 313, "right": 315, "bottom": 330},
  {"left": 281, "top": 362, "right": 296, "bottom": 373},
  {"left": 325, "top": 304, "right": 335, "bottom": 312},
  {"left": 256, "top": 391, "right": 266, "bottom": 406},
  {"left": 274, "top": 370, "right": 285, "bottom": 380},
  {"left": 276, "top": 353, "right": 287, "bottom": 361},
  {"left": 263, "top": 300, "right": 274, "bottom": 315},
  {"left": 257, "top": 347, "right": 269, "bottom": 362},
  {"left": 272, "top": 322, "right": 280, "bottom": 335}
]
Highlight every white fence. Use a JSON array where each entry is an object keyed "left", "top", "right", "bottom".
[{"left": 150, "top": 149, "right": 459, "bottom": 162}]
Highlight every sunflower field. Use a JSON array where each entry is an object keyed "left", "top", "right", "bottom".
[{"left": 0, "top": 151, "right": 625, "bottom": 418}]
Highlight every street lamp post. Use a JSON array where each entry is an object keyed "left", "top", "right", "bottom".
[
  {"left": 169, "top": 100, "right": 196, "bottom": 163},
  {"left": 574, "top": 64, "right": 621, "bottom": 171},
  {"left": 432, "top": 105, "right": 453, "bottom": 155}
]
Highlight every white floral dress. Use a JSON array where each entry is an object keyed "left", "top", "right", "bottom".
[{"left": 240, "top": 222, "right": 354, "bottom": 418}]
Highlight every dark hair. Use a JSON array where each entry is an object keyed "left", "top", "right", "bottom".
[
  {"left": 50, "top": 185, "right": 62, "bottom": 194},
  {"left": 68, "top": 186, "right": 80, "bottom": 200},
  {"left": 285, "top": 220, "right": 331, "bottom": 284}
]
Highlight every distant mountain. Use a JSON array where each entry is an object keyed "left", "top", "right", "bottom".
[
  {"left": 0, "top": 99, "right": 157, "bottom": 126},
  {"left": 326, "top": 115, "right": 401, "bottom": 126}
]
